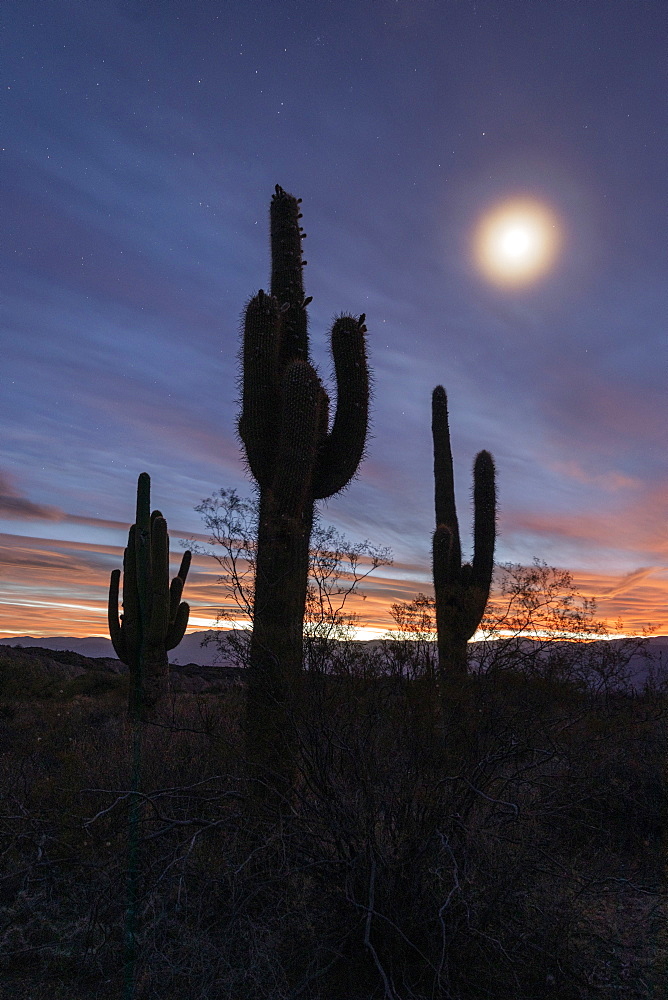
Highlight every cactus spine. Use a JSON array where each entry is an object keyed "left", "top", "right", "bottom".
[
  {"left": 239, "top": 185, "right": 369, "bottom": 796},
  {"left": 108, "top": 473, "right": 191, "bottom": 721},
  {"left": 432, "top": 387, "right": 496, "bottom": 677}
]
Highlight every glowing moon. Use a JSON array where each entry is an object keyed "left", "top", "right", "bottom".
[{"left": 474, "top": 198, "right": 561, "bottom": 286}]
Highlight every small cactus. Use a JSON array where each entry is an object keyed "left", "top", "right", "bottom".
[
  {"left": 431, "top": 387, "right": 496, "bottom": 677},
  {"left": 108, "top": 473, "right": 191, "bottom": 720}
]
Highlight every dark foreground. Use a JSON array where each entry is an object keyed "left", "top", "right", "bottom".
[{"left": 0, "top": 644, "right": 665, "bottom": 999}]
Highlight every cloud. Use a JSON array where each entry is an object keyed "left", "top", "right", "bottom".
[
  {"left": 568, "top": 567, "right": 668, "bottom": 635},
  {"left": 547, "top": 459, "right": 641, "bottom": 492},
  {"left": 1, "top": 526, "right": 666, "bottom": 640},
  {"left": 501, "top": 479, "right": 668, "bottom": 565},
  {"left": 597, "top": 567, "right": 658, "bottom": 598},
  {"left": 0, "top": 472, "right": 64, "bottom": 521},
  {"left": 541, "top": 361, "right": 664, "bottom": 462},
  {"left": 70, "top": 370, "right": 241, "bottom": 474}
]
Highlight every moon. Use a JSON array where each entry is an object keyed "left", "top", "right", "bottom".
[{"left": 474, "top": 198, "right": 561, "bottom": 287}]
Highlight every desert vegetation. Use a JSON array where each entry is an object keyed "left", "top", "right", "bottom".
[
  {"left": 431, "top": 384, "right": 496, "bottom": 681},
  {"left": 109, "top": 473, "right": 192, "bottom": 722},
  {"left": 0, "top": 631, "right": 665, "bottom": 999}
]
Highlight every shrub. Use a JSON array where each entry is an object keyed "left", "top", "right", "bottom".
[
  {"left": 60, "top": 671, "right": 127, "bottom": 700},
  {"left": 0, "top": 650, "right": 664, "bottom": 998}
]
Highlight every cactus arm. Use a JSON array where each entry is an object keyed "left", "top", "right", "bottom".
[
  {"left": 313, "top": 314, "right": 370, "bottom": 500},
  {"left": 168, "top": 575, "right": 184, "bottom": 617},
  {"left": 471, "top": 450, "right": 496, "bottom": 591},
  {"left": 168, "top": 550, "right": 191, "bottom": 622},
  {"left": 176, "top": 549, "right": 192, "bottom": 584},
  {"left": 165, "top": 550, "right": 191, "bottom": 649},
  {"left": 239, "top": 290, "right": 282, "bottom": 486},
  {"left": 108, "top": 568, "right": 128, "bottom": 663},
  {"left": 166, "top": 602, "right": 190, "bottom": 650}
]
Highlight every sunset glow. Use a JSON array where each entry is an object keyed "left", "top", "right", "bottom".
[{"left": 0, "top": 535, "right": 666, "bottom": 641}]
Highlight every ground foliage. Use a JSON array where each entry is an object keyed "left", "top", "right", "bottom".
[{"left": 0, "top": 636, "right": 665, "bottom": 999}]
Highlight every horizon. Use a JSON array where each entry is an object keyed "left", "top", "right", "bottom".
[{"left": 2, "top": 622, "right": 666, "bottom": 645}]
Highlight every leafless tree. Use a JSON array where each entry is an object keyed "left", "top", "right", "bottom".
[
  {"left": 386, "top": 559, "right": 654, "bottom": 695},
  {"left": 187, "top": 488, "right": 392, "bottom": 672}
]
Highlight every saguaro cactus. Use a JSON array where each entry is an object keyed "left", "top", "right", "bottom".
[
  {"left": 239, "top": 184, "right": 369, "bottom": 795},
  {"left": 431, "top": 387, "right": 496, "bottom": 677},
  {"left": 108, "top": 473, "right": 191, "bottom": 721}
]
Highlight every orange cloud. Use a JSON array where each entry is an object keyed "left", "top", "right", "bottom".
[
  {"left": 547, "top": 459, "right": 641, "bottom": 492},
  {"left": 566, "top": 567, "right": 668, "bottom": 636},
  {"left": 0, "top": 531, "right": 666, "bottom": 641},
  {"left": 502, "top": 480, "right": 667, "bottom": 562}
]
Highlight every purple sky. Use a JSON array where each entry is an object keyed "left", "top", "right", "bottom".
[{"left": 1, "top": 0, "right": 666, "bottom": 639}]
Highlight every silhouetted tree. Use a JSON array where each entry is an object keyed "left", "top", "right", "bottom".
[{"left": 190, "top": 488, "right": 391, "bottom": 674}]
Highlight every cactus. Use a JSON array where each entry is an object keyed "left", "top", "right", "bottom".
[
  {"left": 239, "top": 185, "right": 369, "bottom": 797},
  {"left": 108, "top": 473, "right": 191, "bottom": 721},
  {"left": 431, "top": 387, "right": 496, "bottom": 677}
]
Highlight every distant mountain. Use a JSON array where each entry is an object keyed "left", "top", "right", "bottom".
[
  {"left": 1, "top": 632, "right": 666, "bottom": 691},
  {"left": 0, "top": 642, "right": 245, "bottom": 695},
  {"left": 0, "top": 635, "right": 118, "bottom": 660},
  {"left": 0, "top": 631, "right": 236, "bottom": 666}
]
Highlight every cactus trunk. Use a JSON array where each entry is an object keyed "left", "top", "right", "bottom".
[
  {"left": 245, "top": 492, "right": 313, "bottom": 799},
  {"left": 240, "top": 186, "right": 369, "bottom": 803},
  {"left": 434, "top": 627, "right": 469, "bottom": 680}
]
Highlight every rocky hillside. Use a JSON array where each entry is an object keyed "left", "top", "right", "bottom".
[
  {"left": 1, "top": 633, "right": 665, "bottom": 697},
  {"left": 0, "top": 644, "right": 244, "bottom": 697}
]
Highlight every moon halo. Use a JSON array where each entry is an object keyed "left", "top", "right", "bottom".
[{"left": 473, "top": 198, "right": 561, "bottom": 287}]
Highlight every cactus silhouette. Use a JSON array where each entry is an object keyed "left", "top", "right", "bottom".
[
  {"left": 108, "top": 473, "right": 191, "bottom": 721},
  {"left": 431, "top": 387, "right": 496, "bottom": 677},
  {"left": 239, "top": 185, "right": 369, "bottom": 798}
]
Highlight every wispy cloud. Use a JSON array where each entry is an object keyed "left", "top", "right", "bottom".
[
  {"left": 547, "top": 459, "right": 641, "bottom": 493},
  {"left": 0, "top": 472, "right": 64, "bottom": 522},
  {"left": 597, "top": 567, "right": 659, "bottom": 598},
  {"left": 569, "top": 567, "right": 668, "bottom": 635},
  {"left": 501, "top": 479, "right": 667, "bottom": 565}
]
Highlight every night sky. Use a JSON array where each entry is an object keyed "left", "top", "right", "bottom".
[{"left": 2, "top": 0, "right": 665, "bottom": 641}]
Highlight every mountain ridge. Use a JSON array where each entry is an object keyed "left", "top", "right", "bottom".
[{"left": 0, "top": 631, "right": 666, "bottom": 692}]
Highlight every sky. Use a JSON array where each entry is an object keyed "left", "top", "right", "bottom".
[{"left": 1, "top": 0, "right": 666, "bottom": 642}]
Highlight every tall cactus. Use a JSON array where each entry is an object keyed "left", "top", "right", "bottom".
[
  {"left": 431, "top": 387, "right": 496, "bottom": 677},
  {"left": 108, "top": 473, "right": 192, "bottom": 721},
  {"left": 239, "top": 185, "right": 369, "bottom": 796}
]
